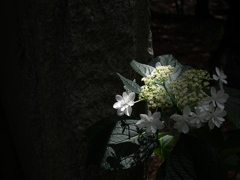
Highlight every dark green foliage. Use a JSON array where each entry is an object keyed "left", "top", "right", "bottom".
[
  {"left": 130, "top": 60, "right": 155, "bottom": 77},
  {"left": 154, "top": 132, "right": 179, "bottom": 161},
  {"left": 224, "top": 87, "right": 240, "bottom": 129},
  {"left": 156, "top": 134, "right": 228, "bottom": 180},
  {"left": 85, "top": 116, "right": 158, "bottom": 170},
  {"left": 117, "top": 73, "right": 142, "bottom": 94}
]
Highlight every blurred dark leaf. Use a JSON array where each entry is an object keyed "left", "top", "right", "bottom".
[
  {"left": 156, "top": 134, "right": 227, "bottom": 180},
  {"left": 85, "top": 116, "right": 158, "bottom": 170}
]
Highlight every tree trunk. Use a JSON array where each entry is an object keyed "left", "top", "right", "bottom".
[{"left": 3, "top": 0, "right": 152, "bottom": 179}]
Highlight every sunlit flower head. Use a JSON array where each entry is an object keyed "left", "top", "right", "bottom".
[
  {"left": 113, "top": 92, "right": 135, "bottom": 116},
  {"left": 169, "top": 69, "right": 210, "bottom": 108}
]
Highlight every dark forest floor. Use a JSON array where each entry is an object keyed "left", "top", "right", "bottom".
[{"left": 147, "top": 0, "right": 240, "bottom": 179}]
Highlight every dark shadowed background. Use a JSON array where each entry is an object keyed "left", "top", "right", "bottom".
[{"left": 3, "top": 0, "right": 240, "bottom": 180}]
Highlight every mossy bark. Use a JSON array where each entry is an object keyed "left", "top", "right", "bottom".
[{"left": 4, "top": 0, "right": 152, "bottom": 179}]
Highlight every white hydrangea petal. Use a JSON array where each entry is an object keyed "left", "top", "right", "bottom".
[
  {"left": 146, "top": 125, "right": 152, "bottom": 134},
  {"left": 208, "top": 119, "right": 215, "bottom": 129},
  {"left": 115, "top": 95, "right": 123, "bottom": 101},
  {"left": 120, "top": 105, "right": 127, "bottom": 111},
  {"left": 213, "top": 74, "right": 219, "bottom": 81},
  {"left": 176, "top": 119, "right": 184, "bottom": 126},
  {"left": 196, "top": 122, "right": 201, "bottom": 128},
  {"left": 222, "top": 79, "right": 227, "bottom": 84},
  {"left": 128, "top": 101, "right": 134, "bottom": 106},
  {"left": 214, "top": 120, "right": 221, "bottom": 128},
  {"left": 113, "top": 101, "right": 122, "bottom": 109},
  {"left": 195, "top": 107, "right": 202, "bottom": 115},
  {"left": 215, "top": 67, "right": 220, "bottom": 76},
  {"left": 201, "top": 97, "right": 212, "bottom": 105},
  {"left": 171, "top": 114, "right": 181, "bottom": 121},
  {"left": 152, "top": 112, "right": 161, "bottom": 120},
  {"left": 182, "top": 123, "right": 189, "bottom": 134},
  {"left": 140, "top": 114, "right": 149, "bottom": 122},
  {"left": 217, "top": 96, "right": 228, "bottom": 104},
  {"left": 152, "top": 119, "right": 164, "bottom": 129},
  {"left": 117, "top": 109, "right": 124, "bottom": 116},
  {"left": 216, "top": 102, "right": 224, "bottom": 109},
  {"left": 136, "top": 120, "right": 148, "bottom": 128},
  {"left": 216, "top": 117, "right": 225, "bottom": 123},
  {"left": 190, "top": 117, "right": 196, "bottom": 123},
  {"left": 211, "top": 87, "right": 216, "bottom": 95},
  {"left": 145, "top": 124, "right": 157, "bottom": 134},
  {"left": 147, "top": 110, "right": 152, "bottom": 117},
  {"left": 216, "top": 89, "right": 224, "bottom": 96},
  {"left": 124, "top": 106, "right": 132, "bottom": 116},
  {"left": 221, "top": 73, "right": 227, "bottom": 79},
  {"left": 216, "top": 109, "right": 227, "bottom": 117},
  {"left": 217, "top": 90, "right": 228, "bottom": 101},
  {"left": 128, "top": 92, "right": 135, "bottom": 101},
  {"left": 122, "top": 92, "right": 128, "bottom": 101},
  {"left": 183, "top": 106, "right": 191, "bottom": 116},
  {"left": 173, "top": 122, "right": 179, "bottom": 129}
]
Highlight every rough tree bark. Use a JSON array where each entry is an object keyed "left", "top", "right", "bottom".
[{"left": 4, "top": 0, "right": 153, "bottom": 179}]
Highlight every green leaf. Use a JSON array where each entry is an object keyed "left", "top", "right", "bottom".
[
  {"left": 149, "top": 54, "right": 180, "bottom": 67},
  {"left": 117, "top": 73, "right": 141, "bottom": 94},
  {"left": 149, "top": 54, "right": 192, "bottom": 84},
  {"left": 149, "top": 54, "right": 190, "bottom": 68},
  {"left": 169, "top": 65, "right": 182, "bottom": 81},
  {"left": 220, "top": 130, "right": 240, "bottom": 158},
  {"left": 100, "top": 119, "right": 158, "bottom": 170},
  {"left": 188, "top": 126, "right": 225, "bottom": 148},
  {"left": 224, "top": 87, "right": 240, "bottom": 129},
  {"left": 85, "top": 116, "right": 158, "bottom": 170},
  {"left": 156, "top": 134, "right": 227, "bottom": 180},
  {"left": 130, "top": 60, "right": 155, "bottom": 77},
  {"left": 154, "top": 132, "right": 177, "bottom": 161},
  {"left": 222, "top": 155, "right": 240, "bottom": 171},
  {"left": 85, "top": 115, "right": 128, "bottom": 168}
]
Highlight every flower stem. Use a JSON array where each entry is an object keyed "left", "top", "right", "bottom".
[{"left": 163, "top": 82, "right": 182, "bottom": 114}]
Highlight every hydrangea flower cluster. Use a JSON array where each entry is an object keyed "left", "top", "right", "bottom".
[
  {"left": 113, "top": 61, "right": 229, "bottom": 135},
  {"left": 169, "top": 69, "right": 210, "bottom": 108},
  {"left": 139, "top": 65, "right": 174, "bottom": 108}
]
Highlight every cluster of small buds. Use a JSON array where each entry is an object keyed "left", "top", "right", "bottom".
[
  {"left": 141, "top": 65, "right": 174, "bottom": 85},
  {"left": 139, "top": 65, "right": 174, "bottom": 108},
  {"left": 139, "top": 85, "right": 173, "bottom": 108},
  {"left": 169, "top": 69, "right": 210, "bottom": 108},
  {"left": 154, "top": 65, "right": 174, "bottom": 82}
]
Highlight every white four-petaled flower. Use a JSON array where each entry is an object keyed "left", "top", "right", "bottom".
[
  {"left": 213, "top": 67, "right": 227, "bottom": 89},
  {"left": 200, "top": 87, "right": 229, "bottom": 109},
  {"left": 190, "top": 107, "right": 209, "bottom": 128},
  {"left": 208, "top": 105, "right": 227, "bottom": 129},
  {"left": 113, "top": 92, "right": 135, "bottom": 116},
  {"left": 136, "top": 110, "right": 164, "bottom": 135},
  {"left": 171, "top": 106, "right": 193, "bottom": 134}
]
